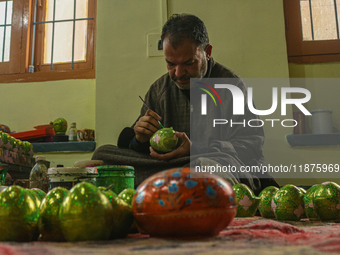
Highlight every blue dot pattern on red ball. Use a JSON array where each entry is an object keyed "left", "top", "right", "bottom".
[{"left": 133, "top": 167, "right": 236, "bottom": 214}]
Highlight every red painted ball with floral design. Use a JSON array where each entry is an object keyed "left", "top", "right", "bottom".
[{"left": 132, "top": 167, "right": 236, "bottom": 237}]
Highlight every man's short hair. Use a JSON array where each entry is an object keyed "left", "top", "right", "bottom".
[{"left": 161, "top": 14, "right": 209, "bottom": 49}]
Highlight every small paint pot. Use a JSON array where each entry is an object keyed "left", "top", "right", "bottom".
[
  {"left": 94, "top": 165, "right": 135, "bottom": 194},
  {"left": 47, "top": 167, "right": 97, "bottom": 190}
]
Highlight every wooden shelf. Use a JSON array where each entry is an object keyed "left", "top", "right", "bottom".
[{"left": 286, "top": 133, "right": 340, "bottom": 147}]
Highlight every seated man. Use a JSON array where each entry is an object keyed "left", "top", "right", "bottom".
[{"left": 92, "top": 13, "right": 278, "bottom": 195}]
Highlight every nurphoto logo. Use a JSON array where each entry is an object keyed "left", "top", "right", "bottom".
[{"left": 199, "top": 83, "right": 311, "bottom": 128}]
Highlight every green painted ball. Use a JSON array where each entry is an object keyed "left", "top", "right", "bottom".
[
  {"left": 258, "top": 186, "right": 279, "bottom": 218},
  {"left": 303, "top": 184, "right": 321, "bottom": 221},
  {"left": 272, "top": 184, "right": 305, "bottom": 221},
  {"left": 313, "top": 182, "right": 340, "bottom": 221},
  {"left": 17, "top": 140, "right": 23, "bottom": 152},
  {"left": 26, "top": 189, "right": 44, "bottom": 240},
  {"left": 31, "top": 188, "right": 47, "bottom": 201},
  {"left": 110, "top": 197, "right": 134, "bottom": 239},
  {"left": 0, "top": 132, "right": 10, "bottom": 146},
  {"left": 38, "top": 187, "right": 69, "bottom": 241},
  {"left": 53, "top": 118, "right": 68, "bottom": 135},
  {"left": 298, "top": 187, "right": 307, "bottom": 218},
  {"left": 100, "top": 188, "right": 133, "bottom": 238},
  {"left": 118, "top": 188, "right": 136, "bottom": 206},
  {"left": 8, "top": 135, "right": 17, "bottom": 149},
  {"left": 26, "top": 189, "right": 43, "bottom": 210},
  {"left": 0, "top": 186, "right": 39, "bottom": 241},
  {"left": 60, "top": 182, "right": 113, "bottom": 242},
  {"left": 98, "top": 186, "right": 118, "bottom": 203},
  {"left": 150, "top": 128, "right": 178, "bottom": 153},
  {"left": 233, "top": 183, "right": 260, "bottom": 217},
  {"left": 22, "top": 141, "right": 33, "bottom": 154}
]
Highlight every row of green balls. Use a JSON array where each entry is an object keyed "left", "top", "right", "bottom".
[
  {"left": 234, "top": 182, "right": 340, "bottom": 221},
  {"left": 0, "top": 183, "right": 135, "bottom": 242}
]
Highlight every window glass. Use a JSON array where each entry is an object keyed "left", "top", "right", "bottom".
[
  {"left": 43, "top": 0, "right": 89, "bottom": 64},
  {"left": 55, "top": 0, "right": 75, "bottom": 21},
  {"left": 74, "top": 20, "right": 87, "bottom": 61},
  {"left": 300, "top": 0, "right": 313, "bottom": 40},
  {"left": 76, "top": 0, "right": 88, "bottom": 19},
  {"left": 44, "top": 22, "right": 73, "bottom": 64},
  {"left": 300, "top": 0, "right": 340, "bottom": 41},
  {"left": 6, "top": 0, "right": 12, "bottom": 24},
  {"left": 0, "top": 0, "right": 12, "bottom": 62}
]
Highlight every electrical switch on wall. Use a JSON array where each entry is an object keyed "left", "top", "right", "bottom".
[{"left": 147, "top": 33, "right": 163, "bottom": 57}]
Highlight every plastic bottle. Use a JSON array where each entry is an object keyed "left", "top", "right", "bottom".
[
  {"left": 29, "top": 156, "right": 49, "bottom": 192},
  {"left": 68, "top": 122, "right": 78, "bottom": 142}
]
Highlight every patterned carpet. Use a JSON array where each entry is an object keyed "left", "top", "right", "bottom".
[{"left": 0, "top": 217, "right": 339, "bottom": 255}]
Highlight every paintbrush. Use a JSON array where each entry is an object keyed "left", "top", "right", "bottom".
[{"left": 139, "top": 96, "right": 165, "bottom": 128}]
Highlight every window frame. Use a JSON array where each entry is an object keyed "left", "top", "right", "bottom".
[
  {"left": 0, "top": 0, "right": 28, "bottom": 76},
  {"left": 0, "top": 0, "right": 96, "bottom": 83},
  {"left": 283, "top": 0, "right": 340, "bottom": 63}
]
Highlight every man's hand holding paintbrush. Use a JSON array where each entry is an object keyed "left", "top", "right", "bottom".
[
  {"left": 134, "top": 109, "right": 164, "bottom": 143},
  {"left": 135, "top": 96, "right": 191, "bottom": 160}
]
